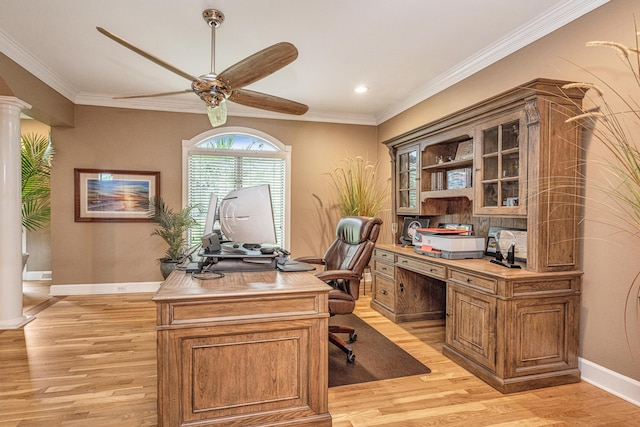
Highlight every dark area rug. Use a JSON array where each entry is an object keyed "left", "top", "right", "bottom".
[{"left": 328, "top": 314, "right": 431, "bottom": 387}]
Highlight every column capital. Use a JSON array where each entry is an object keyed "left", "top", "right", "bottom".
[{"left": 0, "top": 95, "right": 31, "bottom": 111}]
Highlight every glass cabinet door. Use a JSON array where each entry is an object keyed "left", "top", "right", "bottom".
[
  {"left": 475, "top": 112, "right": 526, "bottom": 215},
  {"left": 396, "top": 144, "right": 419, "bottom": 214}
]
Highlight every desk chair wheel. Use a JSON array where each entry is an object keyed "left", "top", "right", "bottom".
[
  {"left": 346, "top": 350, "right": 355, "bottom": 363},
  {"left": 348, "top": 332, "right": 357, "bottom": 343}
]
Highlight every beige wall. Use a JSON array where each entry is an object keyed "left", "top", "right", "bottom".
[
  {"left": 378, "top": 0, "right": 640, "bottom": 381},
  {"left": 49, "top": 105, "right": 378, "bottom": 285}
]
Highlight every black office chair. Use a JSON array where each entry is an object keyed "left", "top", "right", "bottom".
[{"left": 296, "top": 216, "right": 382, "bottom": 362}]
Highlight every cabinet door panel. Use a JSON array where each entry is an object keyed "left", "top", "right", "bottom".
[
  {"left": 507, "top": 296, "right": 579, "bottom": 377},
  {"left": 396, "top": 144, "right": 419, "bottom": 214},
  {"left": 446, "top": 284, "right": 496, "bottom": 371},
  {"left": 474, "top": 112, "right": 527, "bottom": 216}
]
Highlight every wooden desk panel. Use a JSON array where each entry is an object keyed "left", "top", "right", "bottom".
[{"left": 154, "top": 270, "right": 332, "bottom": 427}]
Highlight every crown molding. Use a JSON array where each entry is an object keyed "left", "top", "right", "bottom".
[
  {"left": 0, "top": 26, "right": 76, "bottom": 102},
  {"left": 375, "top": 0, "right": 610, "bottom": 124}
]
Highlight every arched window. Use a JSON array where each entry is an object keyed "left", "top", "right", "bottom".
[{"left": 182, "top": 127, "right": 291, "bottom": 249}]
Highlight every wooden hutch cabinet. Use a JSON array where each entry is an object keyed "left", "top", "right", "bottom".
[{"left": 374, "top": 79, "right": 585, "bottom": 393}]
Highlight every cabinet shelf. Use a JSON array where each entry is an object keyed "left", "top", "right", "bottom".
[
  {"left": 422, "top": 158, "right": 473, "bottom": 171},
  {"left": 421, "top": 188, "right": 473, "bottom": 200}
]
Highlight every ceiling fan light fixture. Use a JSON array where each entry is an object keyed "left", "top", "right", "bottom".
[{"left": 207, "top": 100, "right": 227, "bottom": 127}]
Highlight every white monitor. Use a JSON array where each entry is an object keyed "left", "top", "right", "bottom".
[
  {"left": 219, "top": 184, "right": 277, "bottom": 249},
  {"left": 203, "top": 192, "right": 218, "bottom": 235}
]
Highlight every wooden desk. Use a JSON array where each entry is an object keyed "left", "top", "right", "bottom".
[
  {"left": 153, "top": 270, "right": 332, "bottom": 427},
  {"left": 371, "top": 244, "right": 582, "bottom": 393}
]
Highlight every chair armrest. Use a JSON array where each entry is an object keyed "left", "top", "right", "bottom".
[
  {"left": 294, "top": 256, "right": 326, "bottom": 265},
  {"left": 314, "top": 269, "right": 361, "bottom": 282}
]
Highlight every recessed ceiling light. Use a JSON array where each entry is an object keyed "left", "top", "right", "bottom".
[{"left": 354, "top": 85, "right": 369, "bottom": 94}]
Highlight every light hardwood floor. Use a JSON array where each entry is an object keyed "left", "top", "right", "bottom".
[{"left": 1, "top": 283, "right": 639, "bottom": 426}]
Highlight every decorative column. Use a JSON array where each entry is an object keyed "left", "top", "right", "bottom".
[{"left": 0, "top": 95, "right": 32, "bottom": 329}]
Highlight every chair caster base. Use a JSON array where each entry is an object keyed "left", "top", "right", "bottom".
[{"left": 346, "top": 350, "right": 355, "bottom": 363}]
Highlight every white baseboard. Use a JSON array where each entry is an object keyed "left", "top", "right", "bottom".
[
  {"left": 50, "top": 281, "right": 162, "bottom": 296},
  {"left": 23, "top": 270, "right": 52, "bottom": 281},
  {"left": 579, "top": 357, "right": 640, "bottom": 407}
]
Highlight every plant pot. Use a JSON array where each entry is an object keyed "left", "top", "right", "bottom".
[{"left": 160, "top": 260, "right": 179, "bottom": 279}]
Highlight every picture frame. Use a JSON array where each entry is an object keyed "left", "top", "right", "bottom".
[
  {"left": 400, "top": 216, "right": 430, "bottom": 245},
  {"left": 446, "top": 167, "right": 472, "bottom": 190},
  {"left": 454, "top": 139, "right": 473, "bottom": 160},
  {"left": 486, "top": 226, "right": 527, "bottom": 262},
  {"left": 74, "top": 168, "right": 160, "bottom": 222}
]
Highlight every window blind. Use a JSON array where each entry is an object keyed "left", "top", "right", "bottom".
[{"left": 187, "top": 152, "right": 286, "bottom": 247}]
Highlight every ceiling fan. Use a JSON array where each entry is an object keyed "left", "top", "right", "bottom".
[{"left": 97, "top": 8, "right": 308, "bottom": 127}]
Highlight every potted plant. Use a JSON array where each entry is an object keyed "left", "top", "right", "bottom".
[
  {"left": 328, "top": 155, "right": 389, "bottom": 217},
  {"left": 148, "top": 197, "right": 200, "bottom": 279},
  {"left": 21, "top": 132, "right": 54, "bottom": 271}
]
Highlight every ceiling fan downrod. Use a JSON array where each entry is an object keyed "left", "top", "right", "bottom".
[{"left": 203, "top": 9, "right": 224, "bottom": 74}]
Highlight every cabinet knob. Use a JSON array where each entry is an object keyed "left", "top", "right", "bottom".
[
  {"left": 399, "top": 282, "right": 405, "bottom": 292},
  {"left": 466, "top": 278, "right": 472, "bottom": 283},
  {"left": 381, "top": 289, "right": 388, "bottom": 295},
  {"left": 446, "top": 312, "right": 451, "bottom": 317}
]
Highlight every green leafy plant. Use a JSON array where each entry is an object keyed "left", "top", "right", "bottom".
[
  {"left": 21, "top": 133, "right": 54, "bottom": 232},
  {"left": 148, "top": 197, "right": 200, "bottom": 262},
  {"left": 328, "top": 155, "right": 389, "bottom": 217}
]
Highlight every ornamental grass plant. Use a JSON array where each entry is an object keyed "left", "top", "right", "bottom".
[
  {"left": 328, "top": 155, "right": 389, "bottom": 217},
  {"left": 560, "top": 23, "right": 640, "bottom": 350}
]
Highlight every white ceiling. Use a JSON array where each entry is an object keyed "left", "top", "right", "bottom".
[{"left": 0, "top": 0, "right": 607, "bottom": 125}]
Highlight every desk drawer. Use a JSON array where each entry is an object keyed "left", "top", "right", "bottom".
[
  {"left": 373, "top": 274, "right": 395, "bottom": 310},
  {"left": 396, "top": 255, "right": 446, "bottom": 280},
  {"left": 374, "top": 248, "right": 395, "bottom": 263},
  {"left": 373, "top": 258, "right": 394, "bottom": 278},
  {"left": 448, "top": 269, "right": 497, "bottom": 294}
]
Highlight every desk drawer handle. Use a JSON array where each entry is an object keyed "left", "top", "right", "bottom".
[{"left": 466, "top": 278, "right": 472, "bottom": 283}]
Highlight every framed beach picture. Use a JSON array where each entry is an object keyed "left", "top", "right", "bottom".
[{"left": 74, "top": 168, "right": 160, "bottom": 222}]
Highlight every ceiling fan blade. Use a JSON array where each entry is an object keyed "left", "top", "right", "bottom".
[
  {"left": 229, "top": 89, "right": 308, "bottom": 115},
  {"left": 97, "top": 27, "right": 199, "bottom": 82},
  {"left": 114, "top": 89, "right": 193, "bottom": 100},
  {"left": 217, "top": 42, "right": 298, "bottom": 89}
]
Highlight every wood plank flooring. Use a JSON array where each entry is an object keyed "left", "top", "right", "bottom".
[{"left": 1, "top": 285, "right": 639, "bottom": 426}]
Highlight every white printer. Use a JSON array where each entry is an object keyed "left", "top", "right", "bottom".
[{"left": 413, "top": 228, "right": 485, "bottom": 260}]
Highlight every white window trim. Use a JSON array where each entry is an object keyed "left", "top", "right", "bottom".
[{"left": 182, "top": 126, "right": 292, "bottom": 249}]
